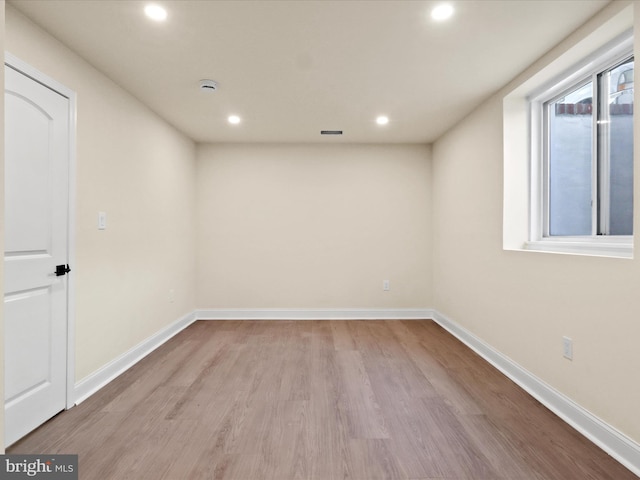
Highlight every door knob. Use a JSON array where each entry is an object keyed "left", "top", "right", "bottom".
[{"left": 55, "top": 264, "right": 71, "bottom": 276}]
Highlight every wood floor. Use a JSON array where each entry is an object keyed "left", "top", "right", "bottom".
[{"left": 9, "top": 320, "right": 636, "bottom": 480}]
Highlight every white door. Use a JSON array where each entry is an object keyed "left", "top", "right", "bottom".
[{"left": 4, "top": 64, "right": 70, "bottom": 446}]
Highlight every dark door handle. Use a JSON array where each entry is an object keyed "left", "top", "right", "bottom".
[{"left": 55, "top": 264, "right": 71, "bottom": 276}]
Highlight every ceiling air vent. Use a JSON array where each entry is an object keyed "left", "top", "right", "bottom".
[{"left": 321, "top": 130, "right": 343, "bottom": 135}]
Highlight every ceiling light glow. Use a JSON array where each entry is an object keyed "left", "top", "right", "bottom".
[
  {"left": 145, "top": 4, "right": 167, "bottom": 22},
  {"left": 431, "top": 3, "right": 454, "bottom": 21},
  {"left": 228, "top": 115, "right": 241, "bottom": 125},
  {"left": 376, "top": 115, "right": 389, "bottom": 125}
]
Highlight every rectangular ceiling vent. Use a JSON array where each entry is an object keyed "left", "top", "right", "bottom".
[{"left": 321, "top": 130, "right": 343, "bottom": 135}]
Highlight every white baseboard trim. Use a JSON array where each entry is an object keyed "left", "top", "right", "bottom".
[
  {"left": 195, "top": 308, "right": 434, "bottom": 320},
  {"left": 73, "top": 311, "right": 197, "bottom": 405},
  {"left": 431, "top": 310, "right": 640, "bottom": 478}
]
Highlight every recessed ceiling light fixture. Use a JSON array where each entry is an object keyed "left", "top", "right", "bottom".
[
  {"left": 228, "top": 115, "right": 241, "bottom": 125},
  {"left": 431, "top": 3, "right": 454, "bottom": 22},
  {"left": 376, "top": 115, "right": 389, "bottom": 125},
  {"left": 144, "top": 4, "right": 168, "bottom": 22}
]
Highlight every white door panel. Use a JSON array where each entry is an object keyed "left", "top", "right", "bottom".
[
  {"left": 5, "top": 92, "right": 52, "bottom": 254},
  {"left": 4, "top": 65, "right": 70, "bottom": 446},
  {"left": 5, "top": 288, "right": 53, "bottom": 402}
]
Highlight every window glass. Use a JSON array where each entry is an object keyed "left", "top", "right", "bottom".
[
  {"left": 547, "top": 82, "right": 593, "bottom": 236},
  {"left": 601, "top": 59, "right": 634, "bottom": 235},
  {"left": 543, "top": 55, "right": 633, "bottom": 239}
]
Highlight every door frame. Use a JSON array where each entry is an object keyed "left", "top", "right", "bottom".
[{"left": 5, "top": 52, "right": 77, "bottom": 411}]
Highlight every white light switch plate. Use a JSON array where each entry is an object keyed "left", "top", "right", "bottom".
[
  {"left": 563, "top": 336, "right": 573, "bottom": 360},
  {"left": 98, "top": 212, "right": 107, "bottom": 230}
]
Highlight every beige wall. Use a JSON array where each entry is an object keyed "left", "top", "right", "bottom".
[
  {"left": 432, "top": 2, "right": 640, "bottom": 444},
  {"left": 5, "top": 5, "right": 197, "bottom": 381},
  {"left": 196, "top": 143, "right": 432, "bottom": 309}
]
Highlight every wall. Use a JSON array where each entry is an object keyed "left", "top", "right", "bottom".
[
  {"left": 196, "top": 143, "right": 432, "bottom": 310},
  {"left": 5, "top": 5, "right": 197, "bottom": 382},
  {"left": 432, "top": 2, "right": 640, "bottom": 445}
]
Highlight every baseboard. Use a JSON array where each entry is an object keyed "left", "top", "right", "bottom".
[
  {"left": 73, "top": 311, "right": 197, "bottom": 405},
  {"left": 195, "top": 308, "right": 434, "bottom": 320},
  {"left": 431, "top": 310, "right": 640, "bottom": 478}
]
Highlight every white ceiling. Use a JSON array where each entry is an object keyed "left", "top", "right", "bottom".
[{"left": 10, "top": 0, "right": 610, "bottom": 144}]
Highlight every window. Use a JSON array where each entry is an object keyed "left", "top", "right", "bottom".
[{"left": 528, "top": 35, "right": 634, "bottom": 256}]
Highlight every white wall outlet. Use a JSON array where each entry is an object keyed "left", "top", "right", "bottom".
[
  {"left": 98, "top": 211, "right": 107, "bottom": 230},
  {"left": 169, "top": 289, "right": 175, "bottom": 303},
  {"left": 562, "top": 336, "right": 573, "bottom": 360},
  {"left": 383, "top": 280, "right": 390, "bottom": 291}
]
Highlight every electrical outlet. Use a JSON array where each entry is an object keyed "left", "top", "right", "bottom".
[
  {"left": 383, "top": 280, "right": 390, "bottom": 291},
  {"left": 169, "top": 289, "right": 175, "bottom": 303},
  {"left": 562, "top": 336, "right": 573, "bottom": 360}
]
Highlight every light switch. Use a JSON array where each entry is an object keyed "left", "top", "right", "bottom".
[{"left": 98, "top": 212, "right": 107, "bottom": 230}]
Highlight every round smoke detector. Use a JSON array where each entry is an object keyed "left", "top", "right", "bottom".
[{"left": 199, "top": 79, "right": 218, "bottom": 92}]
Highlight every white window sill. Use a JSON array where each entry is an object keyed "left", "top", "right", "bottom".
[{"left": 524, "top": 238, "right": 633, "bottom": 259}]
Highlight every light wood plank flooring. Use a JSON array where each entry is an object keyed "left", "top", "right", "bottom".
[{"left": 9, "top": 320, "right": 637, "bottom": 479}]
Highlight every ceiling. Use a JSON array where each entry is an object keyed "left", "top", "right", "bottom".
[{"left": 10, "top": 0, "right": 610, "bottom": 144}]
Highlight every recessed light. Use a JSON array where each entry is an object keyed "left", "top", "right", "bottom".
[
  {"left": 228, "top": 115, "right": 241, "bottom": 125},
  {"left": 376, "top": 115, "right": 389, "bottom": 125},
  {"left": 144, "top": 4, "right": 167, "bottom": 22},
  {"left": 431, "top": 3, "right": 454, "bottom": 22}
]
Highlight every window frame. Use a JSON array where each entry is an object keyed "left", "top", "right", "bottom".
[{"left": 527, "top": 32, "right": 634, "bottom": 258}]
